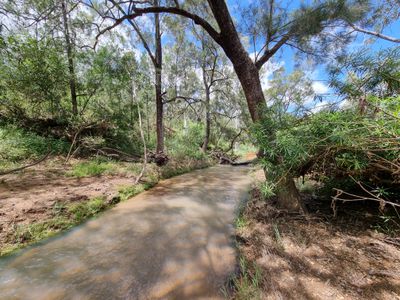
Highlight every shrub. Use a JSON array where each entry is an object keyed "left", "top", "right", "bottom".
[
  {"left": 167, "top": 122, "right": 206, "bottom": 160},
  {"left": 0, "top": 125, "right": 69, "bottom": 163},
  {"left": 254, "top": 104, "right": 400, "bottom": 210}
]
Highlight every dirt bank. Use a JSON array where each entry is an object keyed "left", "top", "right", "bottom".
[{"left": 234, "top": 175, "right": 400, "bottom": 299}]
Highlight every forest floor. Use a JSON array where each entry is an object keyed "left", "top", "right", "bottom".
[
  {"left": 234, "top": 171, "right": 400, "bottom": 300},
  {"left": 0, "top": 156, "right": 210, "bottom": 256}
]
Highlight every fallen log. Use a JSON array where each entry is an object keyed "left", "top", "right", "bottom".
[
  {"left": 219, "top": 156, "right": 256, "bottom": 166},
  {"left": 231, "top": 159, "right": 257, "bottom": 166},
  {"left": 0, "top": 151, "right": 52, "bottom": 176}
]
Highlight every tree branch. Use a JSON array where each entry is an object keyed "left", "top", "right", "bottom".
[
  {"left": 110, "top": 0, "right": 156, "bottom": 65},
  {"left": 255, "top": 34, "right": 290, "bottom": 69},
  {"left": 95, "top": 6, "right": 221, "bottom": 47},
  {"left": 0, "top": 151, "right": 52, "bottom": 176},
  {"left": 348, "top": 23, "right": 400, "bottom": 43}
]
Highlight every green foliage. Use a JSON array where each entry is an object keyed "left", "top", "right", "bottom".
[
  {"left": 259, "top": 181, "right": 276, "bottom": 199},
  {"left": 330, "top": 47, "right": 400, "bottom": 99},
  {"left": 167, "top": 122, "right": 206, "bottom": 159},
  {"left": 0, "top": 35, "right": 68, "bottom": 118},
  {"left": 0, "top": 125, "right": 69, "bottom": 165},
  {"left": 67, "top": 160, "right": 115, "bottom": 177},
  {"left": 255, "top": 104, "right": 400, "bottom": 207}
]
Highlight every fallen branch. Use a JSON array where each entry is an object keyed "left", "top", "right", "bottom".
[{"left": 0, "top": 151, "right": 52, "bottom": 176}]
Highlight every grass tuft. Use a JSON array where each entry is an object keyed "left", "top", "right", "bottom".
[
  {"left": 67, "top": 160, "right": 115, "bottom": 177},
  {"left": 68, "top": 197, "right": 106, "bottom": 222},
  {"left": 233, "top": 256, "right": 262, "bottom": 300},
  {"left": 118, "top": 183, "right": 154, "bottom": 201}
]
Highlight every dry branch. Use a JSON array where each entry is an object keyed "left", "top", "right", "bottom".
[{"left": 0, "top": 151, "right": 52, "bottom": 176}]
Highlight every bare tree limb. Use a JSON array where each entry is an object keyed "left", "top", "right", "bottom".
[
  {"left": 95, "top": 6, "right": 221, "bottom": 48},
  {"left": 348, "top": 23, "right": 400, "bottom": 43},
  {"left": 0, "top": 151, "right": 52, "bottom": 176}
]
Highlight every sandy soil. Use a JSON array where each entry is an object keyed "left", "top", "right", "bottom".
[
  {"left": 236, "top": 175, "right": 400, "bottom": 299},
  {"left": 0, "top": 159, "right": 140, "bottom": 247}
]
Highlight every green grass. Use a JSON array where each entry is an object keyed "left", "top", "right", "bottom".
[
  {"left": 233, "top": 256, "right": 262, "bottom": 300},
  {"left": 67, "top": 160, "right": 115, "bottom": 177},
  {"left": 1, "top": 197, "right": 109, "bottom": 257},
  {"left": 68, "top": 197, "right": 107, "bottom": 222},
  {"left": 235, "top": 215, "right": 248, "bottom": 230},
  {"left": 118, "top": 183, "right": 154, "bottom": 201}
]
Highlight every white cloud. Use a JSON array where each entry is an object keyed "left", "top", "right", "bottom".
[
  {"left": 312, "top": 81, "right": 329, "bottom": 94},
  {"left": 259, "top": 60, "right": 285, "bottom": 90}
]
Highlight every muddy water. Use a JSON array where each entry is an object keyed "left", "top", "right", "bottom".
[{"left": 0, "top": 165, "right": 252, "bottom": 299}]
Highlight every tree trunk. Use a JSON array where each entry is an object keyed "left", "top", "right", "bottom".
[
  {"left": 202, "top": 66, "right": 211, "bottom": 152},
  {"left": 206, "top": 0, "right": 302, "bottom": 211},
  {"left": 154, "top": 5, "right": 164, "bottom": 154},
  {"left": 61, "top": 0, "right": 78, "bottom": 116},
  {"left": 207, "top": 0, "right": 265, "bottom": 123},
  {"left": 276, "top": 177, "right": 307, "bottom": 212}
]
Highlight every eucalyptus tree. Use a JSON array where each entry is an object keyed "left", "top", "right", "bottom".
[
  {"left": 92, "top": 0, "right": 376, "bottom": 211},
  {"left": 88, "top": 0, "right": 167, "bottom": 153},
  {"left": 164, "top": 20, "right": 243, "bottom": 153},
  {"left": 0, "top": 0, "right": 83, "bottom": 116}
]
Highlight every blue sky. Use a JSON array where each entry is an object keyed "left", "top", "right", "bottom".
[
  {"left": 226, "top": 0, "right": 400, "bottom": 104},
  {"left": 126, "top": 0, "right": 398, "bottom": 108}
]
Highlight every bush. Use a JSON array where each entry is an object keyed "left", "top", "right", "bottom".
[
  {"left": 0, "top": 125, "right": 69, "bottom": 163},
  {"left": 167, "top": 122, "right": 206, "bottom": 159},
  {"left": 255, "top": 104, "right": 400, "bottom": 210}
]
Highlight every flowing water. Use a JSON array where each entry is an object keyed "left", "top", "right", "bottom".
[{"left": 0, "top": 165, "right": 252, "bottom": 299}]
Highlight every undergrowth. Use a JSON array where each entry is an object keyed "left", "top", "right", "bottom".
[
  {"left": 2, "top": 197, "right": 108, "bottom": 256},
  {"left": 233, "top": 256, "right": 262, "bottom": 300},
  {"left": 118, "top": 182, "right": 154, "bottom": 201},
  {"left": 0, "top": 125, "right": 69, "bottom": 169},
  {"left": 67, "top": 160, "right": 116, "bottom": 177}
]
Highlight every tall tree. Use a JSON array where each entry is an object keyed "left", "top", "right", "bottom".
[
  {"left": 61, "top": 0, "right": 78, "bottom": 116},
  {"left": 100, "top": 0, "right": 166, "bottom": 153},
  {"left": 0, "top": 0, "right": 81, "bottom": 116},
  {"left": 94, "top": 0, "right": 367, "bottom": 210}
]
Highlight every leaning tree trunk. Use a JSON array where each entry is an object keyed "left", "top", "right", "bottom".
[
  {"left": 276, "top": 177, "right": 307, "bottom": 212},
  {"left": 154, "top": 6, "right": 164, "bottom": 154},
  {"left": 233, "top": 59, "right": 304, "bottom": 211},
  {"left": 208, "top": 3, "right": 302, "bottom": 210},
  {"left": 61, "top": 0, "right": 78, "bottom": 116}
]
